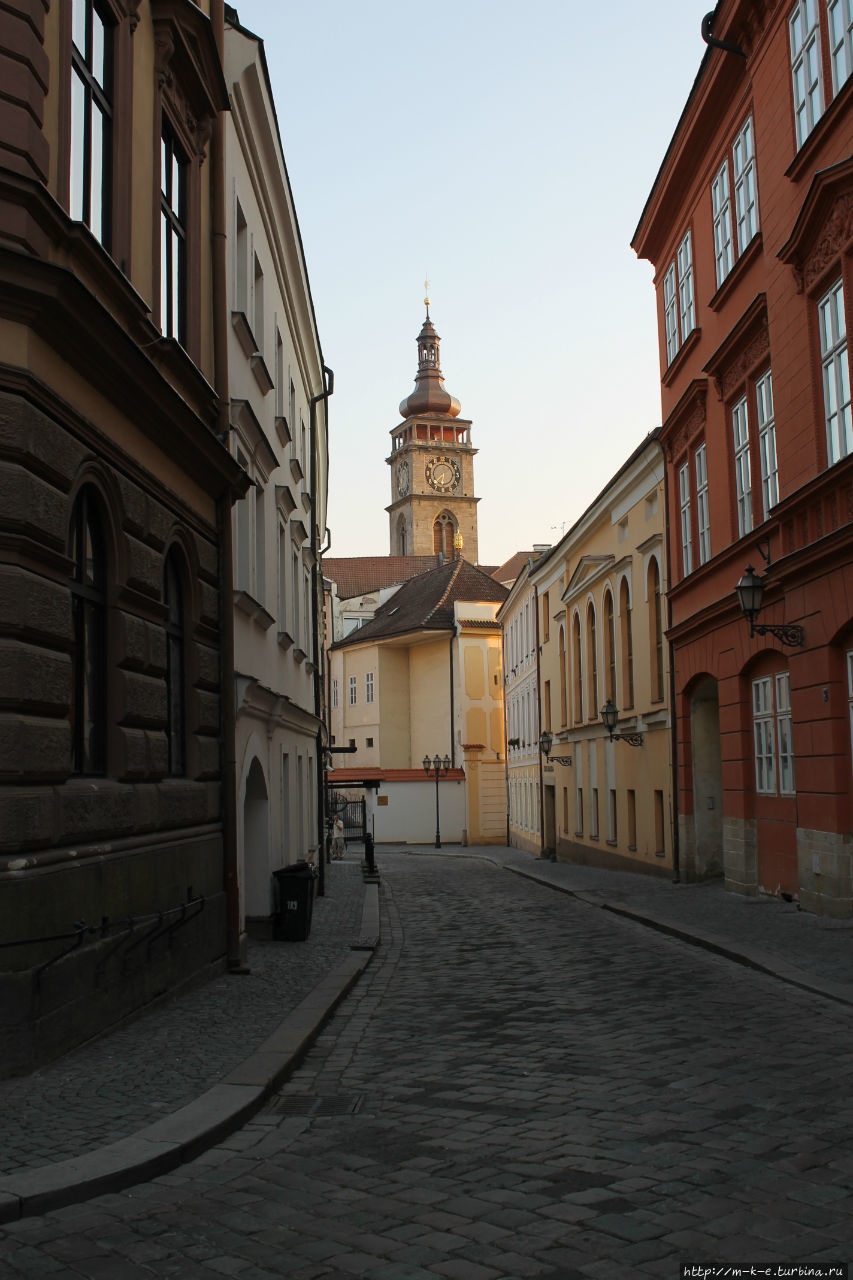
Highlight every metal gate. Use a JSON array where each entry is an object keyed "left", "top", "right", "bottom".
[{"left": 327, "top": 792, "right": 366, "bottom": 845}]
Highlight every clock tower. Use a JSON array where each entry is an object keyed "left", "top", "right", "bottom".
[{"left": 387, "top": 296, "right": 479, "bottom": 562}]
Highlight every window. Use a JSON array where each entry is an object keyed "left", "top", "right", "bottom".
[
  {"left": 277, "top": 519, "right": 288, "bottom": 628},
  {"left": 695, "top": 444, "right": 711, "bottom": 565},
  {"left": 679, "top": 462, "right": 693, "bottom": 577},
  {"left": 712, "top": 159, "right": 734, "bottom": 288},
  {"left": 586, "top": 603, "right": 598, "bottom": 719},
  {"left": 543, "top": 679, "right": 551, "bottom": 732},
  {"left": 160, "top": 122, "right": 187, "bottom": 344},
  {"left": 663, "top": 230, "right": 695, "bottom": 365},
  {"left": 575, "top": 787, "right": 584, "bottom": 836},
  {"left": 732, "top": 116, "right": 758, "bottom": 254},
  {"left": 541, "top": 592, "right": 550, "bottom": 642},
  {"left": 590, "top": 788, "right": 600, "bottom": 839},
  {"left": 752, "top": 676, "right": 776, "bottom": 794},
  {"left": 365, "top": 672, "right": 374, "bottom": 704},
  {"left": 366, "top": 737, "right": 374, "bottom": 749},
  {"left": 819, "top": 279, "right": 853, "bottom": 464},
  {"left": 828, "top": 0, "right": 853, "bottom": 93},
  {"left": 776, "top": 673, "right": 795, "bottom": 795},
  {"left": 164, "top": 550, "right": 186, "bottom": 776},
  {"left": 253, "top": 255, "right": 264, "bottom": 353},
  {"left": 235, "top": 200, "right": 248, "bottom": 312},
  {"left": 755, "top": 370, "right": 779, "bottom": 513},
  {"left": 604, "top": 591, "right": 616, "bottom": 703},
  {"left": 608, "top": 789, "right": 617, "bottom": 844},
  {"left": 654, "top": 790, "right": 665, "bottom": 854},
  {"left": 790, "top": 0, "right": 823, "bottom": 147},
  {"left": 331, "top": 678, "right": 338, "bottom": 709},
  {"left": 649, "top": 560, "right": 664, "bottom": 703},
  {"left": 572, "top": 613, "right": 583, "bottom": 723},
  {"left": 348, "top": 675, "right": 357, "bottom": 706},
  {"left": 275, "top": 330, "right": 284, "bottom": 419},
  {"left": 558, "top": 624, "right": 567, "bottom": 726},
  {"left": 847, "top": 650, "right": 853, "bottom": 764},
  {"left": 620, "top": 579, "right": 634, "bottom": 710},
  {"left": 732, "top": 396, "right": 753, "bottom": 536},
  {"left": 69, "top": 487, "right": 107, "bottom": 775},
  {"left": 70, "top": 0, "right": 113, "bottom": 247},
  {"left": 627, "top": 789, "right": 637, "bottom": 850}
]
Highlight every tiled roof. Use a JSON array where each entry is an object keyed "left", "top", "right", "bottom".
[
  {"left": 332, "top": 558, "right": 509, "bottom": 649},
  {"left": 491, "top": 552, "right": 535, "bottom": 587},
  {"left": 322, "top": 555, "right": 439, "bottom": 601},
  {"left": 328, "top": 766, "right": 467, "bottom": 783}
]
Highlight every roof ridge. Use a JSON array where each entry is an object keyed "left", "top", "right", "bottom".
[{"left": 424, "top": 558, "right": 462, "bottom": 623}]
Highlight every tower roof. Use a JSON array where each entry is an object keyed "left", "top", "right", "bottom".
[{"left": 398, "top": 305, "right": 462, "bottom": 420}]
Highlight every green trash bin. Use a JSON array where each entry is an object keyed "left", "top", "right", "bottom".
[{"left": 273, "top": 861, "right": 316, "bottom": 940}]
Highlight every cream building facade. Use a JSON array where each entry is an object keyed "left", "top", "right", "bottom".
[
  {"left": 531, "top": 434, "right": 674, "bottom": 874},
  {"left": 498, "top": 559, "right": 547, "bottom": 855},
  {"left": 224, "top": 13, "right": 330, "bottom": 939},
  {"left": 328, "top": 559, "right": 508, "bottom": 844}
]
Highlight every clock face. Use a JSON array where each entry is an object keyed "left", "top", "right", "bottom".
[
  {"left": 396, "top": 458, "right": 410, "bottom": 496},
  {"left": 425, "top": 455, "right": 461, "bottom": 493}
]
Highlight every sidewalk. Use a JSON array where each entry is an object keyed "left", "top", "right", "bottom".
[
  {"left": 416, "top": 843, "right": 853, "bottom": 1007},
  {"left": 0, "top": 856, "right": 378, "bottom": 1222},
  {"left": 2, "top": 842, "right": 852, "bottom": 1222}
]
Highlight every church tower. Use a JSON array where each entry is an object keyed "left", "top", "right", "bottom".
[{"left": 386, "top": 293, "right": 479, "bottom": 563}]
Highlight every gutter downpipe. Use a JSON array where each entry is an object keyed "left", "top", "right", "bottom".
[
  {"left": 534, "top": 581, "right": 546, "bottom": 858},
  {"left": 660, "top": 441, "right": 681, "bottom": 883},
  {"left": 501, "top": 616, "right": 510, "bottom": 847},
  {"left": 310, "top": 367, "right": 334, "bottom": 896},
  {"left": 211, "top": 0, "right": 244, "bottom": 970}
]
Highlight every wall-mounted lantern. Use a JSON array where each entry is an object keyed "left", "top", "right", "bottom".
[
  {"left": 538, "top": 730, "right": 572, "bottom": 765},
  {"left": 600, "top": 699, "right": 644, "bottom": 747},
  {"left": 735, "top": 565, "right": 805, "bottom": 647}
]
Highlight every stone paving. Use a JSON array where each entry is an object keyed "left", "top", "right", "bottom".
[
  {"left": 0, "top": 860, "right": 365, "bottom": 1174},
  {"left": 2, "top": 850, "right": 853, "bottom": 1277}
]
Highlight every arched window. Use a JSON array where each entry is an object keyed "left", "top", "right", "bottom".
[
  {"left": 604, "top": 590, "right": 616, "bottom": 703},
  {"left": 586, "top": 602, "right": 598, "bottom": 719},
  {"left": 433, "top": 510, "right": 456, "bottom": 558},
  {"left": 397, "top": 515, "right": 407, "bottom": 557},
  {"left": 572, "top": 612, "right": 583, "bottom": 723},
  {"left": 620, "top": 578, "right": 634, "bottom": 710},
  {"left": 69, "top": 487, "right": 107, "bottom": 775},
  {"left": 648, "top": 559, "right": 664, "bottom": 702},
  {"left": 164, "top": 548, "right": 186, "bottom": 776},
  {"left": 558, "top": 624, "right": 567, "bottom": 726}
]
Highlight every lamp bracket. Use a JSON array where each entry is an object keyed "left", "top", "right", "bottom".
[
  {"left": 751, "top": 620, "right": 805, "bottom": 647},
  {"left": 756, "top": 538, "right": 772, "bottom": 567},
  {"left": 548, "top": 754, "right": 573, "bottom": 765},
  {"left": 612, "top": 732, "right": 645, "bottom": 748}
]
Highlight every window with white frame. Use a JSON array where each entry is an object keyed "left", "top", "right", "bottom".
[
  {"left": 753, "top": 676, "right": 776, "bottom": 794},
  {"left": 677, "top": 232, "right": 695, "bottom": 341},
  {"left": 790, "top": 0, "right": 823, "bottom": 147},
  {"left": 732, "top": 396, "right": 753, "bottom": 536},
  {"left": 775, "top": 672, "right": 795, "bottom": 795},
  {"left": 712, "top": 159, "right": 734, "bottom": 287},
  {"left": 71, "top": 0, "right": 113, "bottom": 248},
  {"left": 752, "top": 672, "right": 796, "bottom": 796},
  {"left": 828, "top": 0, "right": 853, "bottom": 93},
  {"left": 732, "top": 116, "right": 758, "bottom": 253},
  {"left": 348, "top": 675, "right": 357, "bottom": 706},
  {"left": 755, "top": 370, "right": 779, "bottom": 514},
  {"left": 663, "top": 230, "right": 695, "bottom": 365},
  {"left": 819, "top": 279, "right": 853, "bottom": 464},
  {"left": 365, "top": 671, "right": 374, "bottom": 704},
  {"left": 235, "top": 200, "right": 248, "bottom": 312},
  {"left": 253, "top": 254, "right": 264, "bottom": 354},
  {"left": 332, "top": 678, "right": 338, "bottom": 709},
  {"left": 679, "top": 462, "right": 693, "bottom": 576},
  {"left": 695, "top": 443, "right": 711, "bottom": 565},
  {"left": 277, "top": 519, "right": 287, "bottom": 627}
]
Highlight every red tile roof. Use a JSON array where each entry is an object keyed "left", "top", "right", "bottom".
[
  {"left": 329, "top": 767, "right": 467, "bottom": 783},
  {"left": 322, "top": 555, "right": 439, "bottom": 600}
]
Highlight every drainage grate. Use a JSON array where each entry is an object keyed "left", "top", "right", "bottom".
[{"left": 267, "top": 1093, "right": 365, "bottom": 1118}]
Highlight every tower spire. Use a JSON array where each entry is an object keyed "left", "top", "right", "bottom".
[{"left": 398, "top": 294, "right": 461, "bottom": 420}]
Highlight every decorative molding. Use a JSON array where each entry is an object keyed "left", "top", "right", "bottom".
[
  {"left": 803, "top": 193, "right": 853, "bottom": 293},
  {"left": 662, "top": 380, "right": 707, "bottom": 462}
]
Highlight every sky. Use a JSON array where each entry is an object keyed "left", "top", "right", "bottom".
[{"left": 233, "top": 0, "right": 713, "bottom": 567}]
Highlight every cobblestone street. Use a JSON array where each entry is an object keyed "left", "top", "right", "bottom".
[{"left": 2, "top": 851, "right": 853, "bottom": 1278}]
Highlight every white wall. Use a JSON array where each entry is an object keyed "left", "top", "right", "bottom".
[{"left": 371, "top": 779, "right": 466, "bottom": 844}]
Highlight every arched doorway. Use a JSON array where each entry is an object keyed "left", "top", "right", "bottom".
[
  {"left": 689, "top": 677, "right": 723, "bottom": 880},
  {"left": 243, "top": 757, "right": 271, "bottom": 920}
]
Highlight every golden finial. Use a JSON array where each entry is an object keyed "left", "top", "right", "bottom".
[{"left": 424, "top": 274, "right": 430, "bottom": 318}]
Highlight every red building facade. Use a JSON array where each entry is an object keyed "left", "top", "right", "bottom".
[{"left": 633, "top": 0, "right": 853, "bottom": 914}]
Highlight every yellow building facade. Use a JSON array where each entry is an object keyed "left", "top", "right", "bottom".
[{"left": 531, "top": 434, "right": 674, "bottom": 874}]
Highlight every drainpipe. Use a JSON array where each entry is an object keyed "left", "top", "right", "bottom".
[
  {"left": 534, "top": 582, "right": 546, "bottom": 857},
  {"left": 660, "top": 445, "right": 681, "bottom": 883},
  {"left": 700, "top": 11, "right": 746, "bottom": 57},
  {"left": 210, "top": 0, "right": 244, "bottom": 971},
  {"left": 449, "top": 633, "right": 455, "bottom": 768},
  {"left": 309, "top": 367, "right": 334, "bottom": 896},
  {"left": 501, "top": 615, "right": 510, "bottom": 846}
]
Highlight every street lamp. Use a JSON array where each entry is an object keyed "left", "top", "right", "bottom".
[
  {"left": 538, "top": 730, "right": 572, "bottom": 765},
  {"left": 600, "top": 699, "right": 644, "bottom": 747},
  {"left": 423, "top": 753, "right": 451, "bottom": 848},
  {"left": 735, "top": 565, "right": 805, "bottom": 647}
]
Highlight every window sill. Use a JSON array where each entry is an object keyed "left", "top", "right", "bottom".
[
  {"left": 293, "top": 647, "right": 307, "bottom": 664},
  {"left": 233, "top": 589, "right": 274, "bottom": 630},
  {"left": 251, "top": 353, "right": 274, "bottom": 395},
  {"left": 277, "top": 629, "right": 294, "bottom": 651},
  {"left": 707, "top": 234, "right": 763, "bottom": 313},
  {"left": 275, "top": 483, "right": 297, "bottom": 519},
  {"left": 275, "top": 415, "right": 292, "bottom": 448},
  {"left": 290, "top": 456, "right": 304, "bottom": 484},
  {"left": 231, "top": 310, "right": 258, "bottom": 359},
  {"left": 606, "top": 839, "right": 618, "bottom": 848},
  {"left": 662, "top": 326, "right": 702, "bottom": 388}
]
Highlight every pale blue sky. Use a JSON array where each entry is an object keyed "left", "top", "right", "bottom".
[{"left": 233, "top": 0, "right": 713, "bottom": 565}]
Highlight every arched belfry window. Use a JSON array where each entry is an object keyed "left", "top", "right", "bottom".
[
  {"left": 164, "top": 548, "right": 186, "bottom": 775},
  {"left": 433, "top": 510, "right": 456, "bottom": 558},
  {"left": 69, "top": 486, "right": 107, "bottom": 775},
  {"left": 397, "top": 514, "right": 407, "bottom": 557}
]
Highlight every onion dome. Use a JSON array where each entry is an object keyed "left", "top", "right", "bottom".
[{"left": 398, "top": 301, "right": 462, "bottom": 420}]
